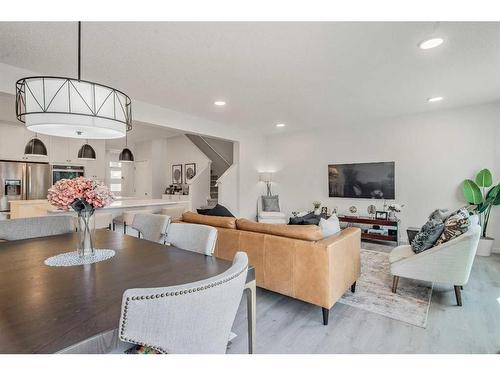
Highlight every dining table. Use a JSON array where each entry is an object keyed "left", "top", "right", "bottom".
[{"left": 0, "top": 229, "right": 256, "bottom": 354}]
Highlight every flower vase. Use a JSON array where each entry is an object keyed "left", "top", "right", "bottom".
[
  {"left": 71, "top": 198, "right": 96, "bottom": 257},
  {"left": 76, "top": 210, "right": 96, "bottom": 257}
]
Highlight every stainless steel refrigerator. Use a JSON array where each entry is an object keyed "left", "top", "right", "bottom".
[{"left": 0, "top": 161, "right": 51, "bottom": 217}]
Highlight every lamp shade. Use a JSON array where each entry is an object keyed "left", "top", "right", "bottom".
[
  {"left": 77, "top": 143, "right": 96, "bottom": 160},
  {"left": 24, "top": 137, "right": 47, "bottom": 156},
  {"left": 16, "top": 77, "right": 131, "bottom": 139},
  {"left": 119, "top": 147, "right": 134, "bottom": 162},
  {"left": 259, "top": 172, "right": 273, "bottom": 182}
]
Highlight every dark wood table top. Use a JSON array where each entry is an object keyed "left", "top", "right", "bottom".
[{"left": 0, "top": 229, "right": 254, "bottom": 354}]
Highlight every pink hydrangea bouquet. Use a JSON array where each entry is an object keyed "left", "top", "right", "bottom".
[{"left": 47, "top": 177, "right": 114, "bottom": 211}]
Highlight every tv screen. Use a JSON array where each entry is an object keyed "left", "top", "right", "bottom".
[{"left": 328, "top": 162, "right": 395, "bottom": 199}]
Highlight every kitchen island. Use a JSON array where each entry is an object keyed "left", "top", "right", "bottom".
[{"left": 10, "top": 198, "right": 191, "bottom": 220}]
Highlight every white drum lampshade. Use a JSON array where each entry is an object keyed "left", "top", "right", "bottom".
[{"left": 16, "top": 77, "right": 131, "bottom": 139}]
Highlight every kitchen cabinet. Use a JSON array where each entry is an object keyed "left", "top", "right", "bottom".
[
  {"left": 0, "top": 123, "right": 50, "bottom": 162},
  {"left": 49, "top": 137, "right": 84, "bottom": 165},
  {"left": 84, "top": 139, "right": 106, "bottom": 181}
]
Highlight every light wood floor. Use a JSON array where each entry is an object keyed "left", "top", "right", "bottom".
[{"left": 227, "top": 243, "right": 500, "bottom": 354}]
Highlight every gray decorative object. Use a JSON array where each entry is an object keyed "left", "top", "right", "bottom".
[
  {"left": 339, "top": 249, "right": 433, "bottom": 328},
  {"left": 411, "top": 219, "right": 444, "bottom": 253},
  {"left": 44, "top": 249, "right": 116, "bottom": 267},
  {"left": 349, "top": 205, "right": 357, "bottom": 214},
  {"left": 262, "top": 195, "right": 280, "bottom": 212}
]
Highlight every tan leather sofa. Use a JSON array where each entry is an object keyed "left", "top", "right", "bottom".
[{"left": 181, "top": 212, "right": 361, "bottom": 324}]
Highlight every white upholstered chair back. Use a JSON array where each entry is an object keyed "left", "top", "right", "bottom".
[
  {"left": 390, "top": 215, "right": 481, "bottom": 285},
  {"left": 131, "top": 214, "right": 171, "bottom": 242},
  {"left": 165, "top": 223, "right": 217, "bottom": 255},
  {"left": 0, "top": 216, "right": 74, "bottom": 241},
  {"left": 118, "top": 252, "right": 248, "bottom": 354}
]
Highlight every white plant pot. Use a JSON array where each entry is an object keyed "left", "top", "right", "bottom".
[
  {"left": 314, "top": 209, "right": 321, "bottom": 215},
  {"left": 476, "top": 237, "right": 494, "bottom": 257}
]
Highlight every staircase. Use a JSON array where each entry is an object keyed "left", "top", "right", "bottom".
[{"left": 208, "top": 171, "right": 218, "bottom": 207}]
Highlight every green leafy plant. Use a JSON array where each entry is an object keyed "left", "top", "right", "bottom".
[{"left": 462, "top": 168, "right": 500, "bottom": 238}]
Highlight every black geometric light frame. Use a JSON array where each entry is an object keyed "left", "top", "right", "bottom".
[{"left": 15, "top": 76, "right": 132, "bottom": 132}]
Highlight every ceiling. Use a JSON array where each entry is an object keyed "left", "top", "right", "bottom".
[{"left": 0, "top": 22, "right": 499, "bottom": 134}]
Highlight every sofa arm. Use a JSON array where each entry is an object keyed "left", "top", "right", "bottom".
[{"left": 317, "top": 227, "right": 361, "bottom": 307}]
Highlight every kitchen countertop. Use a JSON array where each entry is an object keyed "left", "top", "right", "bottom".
[{"left": 36, "top": 199, "right": 189, "bottom": 213}]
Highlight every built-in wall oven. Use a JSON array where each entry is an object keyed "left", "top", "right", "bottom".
[{"left": 51, "top": 165, "right": 85, "bottom": 185}]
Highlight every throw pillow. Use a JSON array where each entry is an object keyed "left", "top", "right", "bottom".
[
  {"left": 411, "top": 219, "right": 445, "bottom": 254},
  {"left": 434, "top": 209, "right": 470, "bottom": 246},
  {"left": 319, "top": 215, "right": 341, "bottom": 238},
  {"left": 124, "top": 344, "right": 162, "bottom": 354},
  {"left": 428, "top": 208, "right": 450, "bottom": 222},
  {"left": 261, "top": 195, "right": 280, "bottom": 212},
  {"left": 205, "top": 204, "right": 235, "bottom": 218},
  {"left": 197, "top": 208, "right": 210, "bottom": 215}
]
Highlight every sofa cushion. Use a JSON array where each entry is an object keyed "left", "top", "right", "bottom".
[
  {"left": 261, "top": 195, "right": 280, "bottom": 212},
  {"left": 434, "top": 208, "right": 470, "bottom": 246},
  {"left": 181, "top": 211, "right": 237, "bottom": 229},
  {"left": 236, "top": 218, "right": 323, "bottom": 241},
  {"left": 201, "top": 204, "right": 235, "bottom": 217},
  {"left": 319, "top": 215, "right": 341, "bottom": 238},
  {"left": 411, "top": 219, "right": 444, "bottom": 254}
]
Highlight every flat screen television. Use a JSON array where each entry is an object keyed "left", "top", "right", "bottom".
[{"left": 328, "top": 162, "right": 395, "bottom": 199}]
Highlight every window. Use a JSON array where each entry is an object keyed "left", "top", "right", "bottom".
[
  {"left": 110, "top": 170, "right": 122, "bottom": 179},
  {"left": 109, "top": 160, "right": 123, "bottom": 194}
]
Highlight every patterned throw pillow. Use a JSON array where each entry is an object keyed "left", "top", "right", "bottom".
[
  {"left": 411, "top": 219, "right": 445, "bottom": 254},
  {"left": 434, "top": 208, "right": 470, "bottom": 246},
  {"left": 124, "top": 344, "right": 162, "bottom": 354}
]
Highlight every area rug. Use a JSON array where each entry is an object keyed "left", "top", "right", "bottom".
[{"left": 339, "top": 249, "right": 433, "bottom": 328}]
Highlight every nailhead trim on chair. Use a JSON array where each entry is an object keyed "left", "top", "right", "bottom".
[{"left": 119, "top": 266, "right": 248, "bottom": 353}]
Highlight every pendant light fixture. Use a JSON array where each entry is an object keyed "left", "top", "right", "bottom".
[
  {"left": 24, "top": 134, "right": 48, "bottom": 156},
  {"left": 78, "top": 139, "right": 96, "bottom": 160},
  {"left": 119, "top": 132, "right": 134, "bottom": 162},
  {"left": 15, "top": 22, "right": 132, "bottom": 139}
]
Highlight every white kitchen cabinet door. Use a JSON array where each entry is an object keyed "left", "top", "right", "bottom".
[
  {"left": 0, "top": 123, "right": 50, "bottom": 162},
  {"left": 84, "top": 140, "right": 106, "bottom": 181},
  {"left": 49, "top": 137, "right": 70, "bottom": 164}
]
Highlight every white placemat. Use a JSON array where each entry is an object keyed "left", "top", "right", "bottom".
[{"left": 44, "top": 249, "right": 116, "bottom": 267}]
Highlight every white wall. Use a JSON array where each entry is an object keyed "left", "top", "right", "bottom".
[
  {"left": 165, "top": 135, "right": 210, "bottom": 186},
  {"left": 264, "top": 103, "right": 500, "bottom": 247}
]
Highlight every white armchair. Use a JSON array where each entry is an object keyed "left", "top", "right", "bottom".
[
  {"left": 389, "top": 215, "right": 480, "bottom": 306},
  {"left": 257, "top": 196, "right": 287, "bottom": 224}
]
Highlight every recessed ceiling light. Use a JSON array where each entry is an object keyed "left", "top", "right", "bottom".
[
  {"left": 276, "top": 123, "right": 286, "bottom": 128},
  {"left": 214, "top": 100, "right": 226, "bottom": 106},
  {"left": 427, "top": 96, "right": 443, "bottom": 103},
  {"left": 419, "top": 37, "right": 444, "bottom": 50}
]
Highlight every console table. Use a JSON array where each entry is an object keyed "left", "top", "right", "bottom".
[{"left": 338, "top": 215, "right": 399, "bottom": 244}]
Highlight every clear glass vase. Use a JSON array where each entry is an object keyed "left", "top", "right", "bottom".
[{"left": 76, "top": 211, "right": 96, "bottom": 257}]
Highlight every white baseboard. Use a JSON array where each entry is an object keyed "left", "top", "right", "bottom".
[{"left": 492, "top": 247, "right": 500, "bottom": 254}]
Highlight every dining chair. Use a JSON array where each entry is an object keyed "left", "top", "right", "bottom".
[
  {"left": 118, "top": 251, "right": 248, "bottom": 354},
  {"left": 112, "top": 209, "right": 154, "bottom": 234},
  {"left": 131, "top": 213, "right": 171, "bottom": 243},
  {"left": 0, "top": 216, "right": 74, "bottom": 241},
  {"left": 164, "top": 222, "right": 217, "bottom": 255}
]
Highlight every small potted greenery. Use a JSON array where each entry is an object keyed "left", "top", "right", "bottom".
[
  {"left": 463, "top": 168, "right": 500, "bottom": 256},
  {"left": 312, "top": 201, "right": 322, "bottom": 215}
]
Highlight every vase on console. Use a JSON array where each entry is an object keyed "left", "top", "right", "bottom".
[{"left": 47, "top": 177, "right": 114, "bottom": 257}]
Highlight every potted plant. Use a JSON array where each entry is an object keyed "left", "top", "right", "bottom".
[
  {"left": 462, "top": 168, "right": 500, "bottom": 256},
  {"left": 312, "top": 201, "right": 322, "bottom": 215},
  {"left": 387, "top": 203, "right": 404, "bottom": 221}
]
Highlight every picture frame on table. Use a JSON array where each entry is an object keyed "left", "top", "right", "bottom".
[
  {"left": 184, "top": 163, "right": 196, "bottom": 182},
  {"left": 172, "top": 164, "right": 183, "bottom": 184},
  {"left": 321, "top": 207, "right": 328, "bottom": 215},
  {"left": 375, "top": 211, "right": 388, "bottom": 220}
]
